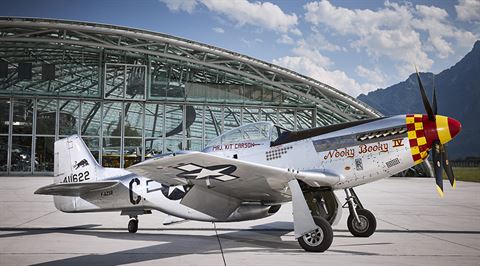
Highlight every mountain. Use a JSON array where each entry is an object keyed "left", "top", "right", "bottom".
[{"left": 358, "top": 40, "right": 480, "bottom": 159}]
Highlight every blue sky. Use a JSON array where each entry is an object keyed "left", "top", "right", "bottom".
[{"left": 2, "top": 0, "right": 479, "bottom": 96}]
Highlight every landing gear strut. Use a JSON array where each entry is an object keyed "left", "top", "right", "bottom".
[
  {"left": 128, "top": 216, "right": 139, "bottom": 233},
  {"left": 344, "top": 188, "right": 376, "bottom": 237}
]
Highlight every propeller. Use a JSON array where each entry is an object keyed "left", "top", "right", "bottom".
[{"left": 415, "top": 69, "right": 457, "bottom": 197}]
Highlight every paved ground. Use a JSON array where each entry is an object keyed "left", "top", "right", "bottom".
[{"left": 0, "top": 177, "right": 479, "bottom": 266}]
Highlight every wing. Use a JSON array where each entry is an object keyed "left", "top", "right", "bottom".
[
  {"left": 127, "top": 151, "right": 341, "bottom": 219},
  {"left": 34, "top": 181, "right": 120, "bottom": 196}
]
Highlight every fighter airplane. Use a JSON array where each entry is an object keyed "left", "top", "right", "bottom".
[{"left": 35, "top": 72, "right": 462, "bottom": 252}]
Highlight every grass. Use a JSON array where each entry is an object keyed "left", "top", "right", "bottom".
[{"left": 444, "top": 167, "right": 480, "bottom": 183}]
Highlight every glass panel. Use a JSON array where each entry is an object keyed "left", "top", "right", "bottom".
[
  {"left": 11, "top": 135, "right": 32, "bottom": 172},
  {"left": 186, "top": 105, "right": 203, "bottom": 139},
  {"left": 150, "top": 64, "right": 168, "bottom": 99},
  {"left": 145, "top": 103, "right": 164, "bottom": 138},
  {"left": 223, "top": 107, "right": 241, "bottom": 132},
  {"left": 126, "top": 65, "right": 146, "bottom": 100},
  {"left": 185, "top": 82, "right": 206, "bottom": 101},
  {"left": 204, "top": 83, "right": 226, "bottom": 103},
  {"left": 12, "top": 99, "right": 34, "bottom": 134},
  {"left": 145, "top": 138, "right": 163, "bottom": 159},
  {"left": 297, "top": 109, "right": 313, "bottom": 130},
  {"left": 102, "top": 137, "right": 120, "bottom": 167},
  {"left": 204, "top": 106, "right": 223, "bottom": 140},
  {"left": 261, "top": 108, "right": 278, "bottom": 124},
  {"left": 35, "top": 136, "right": 54, "bottom": 172},
  {"left": 0, "top": 136, "right": 7, "bottom": 172},
  {"left": 36, "top": 99, "right": 57, "bottom": 135},
  {"left": 103, "top": 102, "right": 123, "bottom": 137},
  {"left": 226, "top": 84, "right": 243, "bottom": 103},
  {"left": 167, "top": 67, "right": 185, "bottom": 100},
  {"left": 165, "top": 105, "right": 183, "bottom": 138},
  {"left": 82, "top": 137, "right": 100, "bottom": 163},
  {"left": 243, "top": 85, "right": 262, "bottom": 103},
  {"left": 124, "top": 102, "right": 143, "bottom": 137},
  {"left": 105, "top": 64, "right": 125, "bottom": 99},
  {"left": 59, "top": 100, "right": 79, "bottom": 135},
  {"left": 242, "top": 107, "right": 259, "bottom": 124},
  {"left": 0, "top": 49, "right": 99, "bottom": 96},
  {"left": 0, "top": 98, "right": 9, "bottom": 134},
  {"left": 81, "top": 101, "right": 101, "bottom": 136},
  {"left": 185, "top": 139, "right": 203, "bottom": 151},
  {"left": 124, "top": 138, "right": 142, "bottom": 168},
  {"left": 164, "top": 139, "right": 182, "bottom": 152},
  {"left": 278, "top": 109, "right": 296, "bottom": 130}
]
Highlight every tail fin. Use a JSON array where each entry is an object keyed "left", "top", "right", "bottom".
[{"left": 54, "top": 135, "right": 101, "bottom": 184}]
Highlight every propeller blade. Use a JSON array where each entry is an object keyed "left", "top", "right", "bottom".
[
  {"left": 415, "top": 68, "right": 435, "bottom": 121},
  {"left": 432, "top": 82, "right": 438, "bottom": 116},
  {"left": 441, "top": 145, "right": 456, "bottom": 189},
  {"left": 432, "top": 140, "right": 444, "bottom": 197}
]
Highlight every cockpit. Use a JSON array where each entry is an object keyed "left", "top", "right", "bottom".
[{"left": 203, "top": 121, "right": 290, "bottom": 151}]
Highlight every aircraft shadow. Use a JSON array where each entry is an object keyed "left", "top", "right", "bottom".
[{"left": 2, "top": 223, "right": 477, "bottom": 265}]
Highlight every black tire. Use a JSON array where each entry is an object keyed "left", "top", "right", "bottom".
[
  {"left": 347, "top": 209, "right": 376, "bottom": 237},
  {"left": 297, "top": 216, "right": 333, "bottom": 252},
  {"left": 128, "top": 219, "right": 138, "bottom": 233}
]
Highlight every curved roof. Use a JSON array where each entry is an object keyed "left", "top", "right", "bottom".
[{"left": 0, "top": 17, "right": 381, "bottom": 124}]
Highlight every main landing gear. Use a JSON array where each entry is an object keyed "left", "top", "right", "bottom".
[
  {"left": 344, "top": 188, "right": 376, "bottom": 237},
  {"left": 297, "top": 216, "right": 333, "bottom": 252},
  {"left": 128, "top": 216, "right": 139, "bottom": 233}
]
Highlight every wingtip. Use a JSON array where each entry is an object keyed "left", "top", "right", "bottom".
[{"left": 436, "top": 185, "right": 444, "bottom": 198}]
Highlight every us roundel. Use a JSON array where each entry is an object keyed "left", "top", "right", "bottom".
[{"left": 160, "top": 184, "right": 189, "bottom": 201}]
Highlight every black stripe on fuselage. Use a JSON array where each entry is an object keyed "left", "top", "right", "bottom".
[{"left": 271, "top": 117, "right": 384, "bottom": 146}]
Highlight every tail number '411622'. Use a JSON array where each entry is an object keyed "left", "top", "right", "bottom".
[{"left": 62, "top": 171, "right": 90, "bottom": 183}]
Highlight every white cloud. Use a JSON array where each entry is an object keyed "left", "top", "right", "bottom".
[
  {"left": 273, "top": 56, "right": 375, "bottom": 97},
  {"left": 455, "top": 0, "right": 480, "bottom": 22},
  {"left": 277, "top": 34, "right": 294, "bottom": 45},
  {"left": 414, "top": 4, "right": 477, "bottom": 58},
  {"left": 355, "top": 65, "right": 386, "bottom": 86},
  {"left": 160, "top": 0, "right": 301, "bottom": 34},
  {"left": 304, "top": 0, "right": 479, "bottom": 71},
  {"left": 241, "top": 38, "right": 263, "bottom": 47},
  {"left": 159, "top": 0, "right": 198, "bottom": 14},
  {"left": 213, "top": 27, "right": 225, "bottom": 33},
  {"left": 201, "top": 0, "right": 299, "bottom": 33}
]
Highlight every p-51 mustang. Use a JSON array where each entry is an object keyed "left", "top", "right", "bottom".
[{"left": 36, "top": 72, "right": 461, "bottom": 252}]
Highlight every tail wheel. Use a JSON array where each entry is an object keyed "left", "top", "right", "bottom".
[
  {"left": 128, "top": 218, "right": 138, "bottom": 233},
  {"left": 298, "top": 216, "right": 333, "bottom": 252},
  {"left": 347, "top": 209, "right": 376, "bottom": 237}
]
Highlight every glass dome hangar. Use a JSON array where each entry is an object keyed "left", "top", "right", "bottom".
[{"left": 0, "top": 17, "right": 381, "bottom": 175}]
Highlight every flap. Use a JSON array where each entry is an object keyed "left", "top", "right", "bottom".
[
  {"left": 34, "top": 181, "right": 120, "bottom": 196},
  {"left": 180, "top": 185, "right": 241, "bottom": 220}
]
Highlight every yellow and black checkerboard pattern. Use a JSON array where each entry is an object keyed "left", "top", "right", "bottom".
[{"left": 406, "top": 114, "right": 429, "bottom": 164}]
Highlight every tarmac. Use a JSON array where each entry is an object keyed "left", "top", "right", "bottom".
[{"left": 0, "top": 176, "right": 479, "bottom": 266}]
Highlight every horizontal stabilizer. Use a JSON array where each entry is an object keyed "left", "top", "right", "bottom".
[{"left": 34, "top": 181, "right": 120, "bottom": 196}]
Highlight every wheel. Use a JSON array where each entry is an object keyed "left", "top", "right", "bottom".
[
  {"left": 128, "top": 219, "right": 138, "bottom": 233},
  {"left": 297, "top": 216, "right": 333, "bottom": 252},
  {"left": 347, "top": 209, "right": 376, "bottom": 237}
]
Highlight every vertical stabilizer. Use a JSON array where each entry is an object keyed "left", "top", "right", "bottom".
[{"left": 53, "top": 135, "right": 100, "bottom": 184}]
